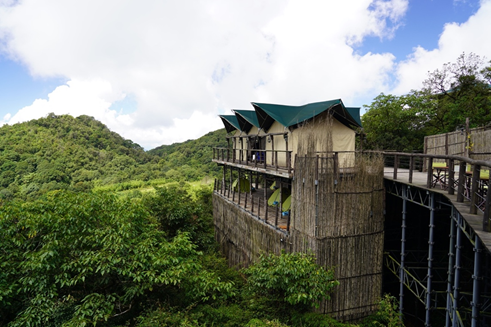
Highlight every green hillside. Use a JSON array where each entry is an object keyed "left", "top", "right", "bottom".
[
  {"left": 149, "top": 128, "right": 228, "bottom": 182},
  {"left": 0, "top": 114, "right": 228, "bottom": 200},
  {"left": 0, "top": 114, "right": 165, "bottom": 200}
]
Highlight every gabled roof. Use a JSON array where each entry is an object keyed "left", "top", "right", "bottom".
[
  {"left": 233, "top": 110, "right": 260, "bottom": 133},
  {"left": 251, "top": 99, "right": 362, "bottom": 131},
  {"left": 219, "top": 115, "right": 240, "bottom": 133}
]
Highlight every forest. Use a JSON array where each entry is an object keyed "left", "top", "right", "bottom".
[
  {"left": 0, "top": 116, "right": 400, "bottom": 326},
  {"left": 3, "top": 52, "right": 488, "bottom": 326}
]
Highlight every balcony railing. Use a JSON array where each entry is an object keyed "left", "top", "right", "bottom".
[
  {"left": 212, "top": 147, "right": 293, "bottom": 175},
  {"left": 378, "top": 151, "right": 491, "bottom": 231},
  {"left": 213, "top": 178, "right": 290, "bottom": 232}
]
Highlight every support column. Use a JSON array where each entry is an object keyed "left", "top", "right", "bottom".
[
  {"left": 471, "top": 236, "right": 482, "bottom": 327},
  {"left": 445, "top": 208, "right": 456, "bottom": 327},
  {"left": 399, "top": 185, "right": 407, "bottom": 316},
  {"left": 425, "top": 192, "right": 435, "bottom": 326},
  {"left": 453, "top": 213, "right": 463, "bottom": 326}
]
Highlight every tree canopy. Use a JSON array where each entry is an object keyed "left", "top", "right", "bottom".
[{"left": 362, "top": 52, "right": 491, "bottom": 151}]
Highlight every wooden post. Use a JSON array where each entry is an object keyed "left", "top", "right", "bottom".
[
  {"left": 271, "top": 135, "right": 275, "bottom": 167},
  {"left": 424, "top": 137, "right": 428, "bottom": 172},
  {"left": 393, "top": 155, "right": 398, "bottom": 180},
  {"left": 264, "top": 182, "right": 268, "bottom": 223},
  {"left": 445, "top": 133, "right": 449, "bottom": 156},
  {"left": 233, "top": 138, "right": 236, "bottom": 163},
  {"left": 288, "top": 152, "right": 292, "bottom": 174},
  {"left": 222, "top": 165, "right": 226, "bottom": 195},
  {"left": 465, "top": 117, "right": 470, "bottom": 158},
  {"left": 448, "top": 160, "right": 455, "bottom": 195},
  {"left": 457, "top": 161, "right": 466, "bottom": 202},
  {"left": 275, "top": 152, "right": 278, "bottom": 171},
  {"left": 470, "top": 165, "right": 480, "bottom": 214},
  {"left": 483, "top": 185, "right": 491, "bottom": 231},
  {"left": 426, "top": 157, "right": 433, "bottom": 188},
  {"left": 409, "top": 155, "right": 414, "bottom": 183},
  {"left": 333, "top": 152, "right": 339, "bottom": 178},
  {"left": 238, "top": 169, "right": 241, "bottom": 205}
]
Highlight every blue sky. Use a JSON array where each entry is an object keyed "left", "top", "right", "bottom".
[{"left": 0, "top": 0, "right": 489, "bottom": 149}]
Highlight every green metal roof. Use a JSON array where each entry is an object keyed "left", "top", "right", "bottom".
[
  {"left": 251, "top": 99, "right": 361, "bottom": 131},
  {"left": 219, "top": 115, "right": 240, "bottom": 133},
  {"left": 233, "top": 110, "right": 260, "bottom": 133}
]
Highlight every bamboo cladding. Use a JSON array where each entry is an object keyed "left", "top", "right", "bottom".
[
  {"left": 425, "top": 126, "right": 491, "bottom": 161},
  {"left": 213, "top": 195, "right": 291, "bottom": 268},
  {"left": 292, "top": 154, "right": 385, "bottom": 238},
  {"left": 213, "top": 152, "right": 385, "bottom": 321}
]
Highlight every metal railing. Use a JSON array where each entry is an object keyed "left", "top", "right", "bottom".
[{"left": 377, "top": 151, "right": 491, "bottom": 232}]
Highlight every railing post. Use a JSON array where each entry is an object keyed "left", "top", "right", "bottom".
[
  {"left": 288, "top": 152, "right": 292, "bottom": 174},
  {"left": 484, "top": 186, "right": 491, "bottom": 232},
  {"left": 275, "top": 151, "right": 278, "bottom": 171},
  {"left": 470, "top": 165, "right": 480, "bottom": 214},
  {"left": 333, "top": 152, "right": 339, "bottom": 178},
  {"left": 409, "top": 155, "right": 414, "bottom": 183},
  {"left": 393, "top": 154, "right": 398, "bottom": 180},
  {"left": 457, "top": 161, "right": 466, "bottom": 202},
  {"left": 448, "top": 160, "right": 455, "bottom": 195},
  {"left": 264, "top": 150, "right": 267, "bottom": 169},
  {"left": 426, "top": 157, "right": 434, "bottom": 188},
  {"left": 264, "top": 185, "right": 268, "bottom": 223}
]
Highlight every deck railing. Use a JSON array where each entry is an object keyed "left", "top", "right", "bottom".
[
  {"left": 212, "top": 147, "right": 293, "bottom": 174},
  {"left": 213, "top": 177, "right": 290, "bottom": 232},
  {"left": 377, "top": 151, "right": 491, "bottom": 232},
  {"left": 212, "top": 148, "right": 491, "bottom": 232}
]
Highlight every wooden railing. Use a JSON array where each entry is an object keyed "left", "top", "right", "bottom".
[
  {"left": 213, "top": 178, "right": 290, "bottom": 232},
  {"left": 212, "top": 147, "right": 293, "bottom": 174},
  {"left": 378, "top": 151, "right": 491, "bottom": 232}
]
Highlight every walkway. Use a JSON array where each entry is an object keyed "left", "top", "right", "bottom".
[{"left": 384, "top": 167, "right": 491, "bottom": 252}]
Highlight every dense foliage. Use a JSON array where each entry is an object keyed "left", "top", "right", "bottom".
[
  {"left": 0, "top": 114, "right": 164, "bottom": 200},
  {"left": 148, "top": 128, "right": 228, "bottom": 182},
  {"left": 0, "top": 113, "right": 228, "bottom": 201},
  {"left": 243, "top": 252, "right": 339, "bottom": 311},
  {"left": 362, "top": 53, "right": 491, "bottom": 151},
  {"left": 0, "top": 191, "right": 234, "bottom": 326}
]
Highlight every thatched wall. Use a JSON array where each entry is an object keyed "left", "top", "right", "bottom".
[
  {"left": 424, "top": 127, "right": 491, "bottom": 161},
  {"left": 213, "top": 153, "right": 385, "bottom": 322},
  {"left": 213, "top": 195, "right": 291, "bottom": 268}
]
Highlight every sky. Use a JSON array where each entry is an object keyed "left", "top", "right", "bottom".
[{"left": 0, "top": 0, "right": 489, "bottom": 150}]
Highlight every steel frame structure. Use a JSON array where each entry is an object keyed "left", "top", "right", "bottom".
[{"left": 384, "top": 180, "right": 491, "bottom": 326}]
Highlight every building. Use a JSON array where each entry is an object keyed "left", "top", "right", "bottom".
[{"left": 212, "top": 99, "right": 385, "bottom": 321}]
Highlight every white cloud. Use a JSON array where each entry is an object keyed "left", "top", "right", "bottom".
[
  {"left": 391, "top": 0, "right": 491, "bottom": 94},
  {"left": 0, "top": 0, "right": 411, "bottom": 148}
]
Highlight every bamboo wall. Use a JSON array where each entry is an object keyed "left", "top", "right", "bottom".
[
  {"left": 213, "top": 153, "right": 385, "bottom": 322},
  {"left": 424, "top": 127, "right": 491, "bottom": 161}
]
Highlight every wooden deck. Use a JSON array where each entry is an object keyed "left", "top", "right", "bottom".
[{"left": 384, "top": 167, "right": 491, "bottom": 252}]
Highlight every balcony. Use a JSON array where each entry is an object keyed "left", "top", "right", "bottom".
[
  {"left": 212, "top": 147, "right": 293, "bottom": 178},
  {"left": 213, "top": 177, "right": 291, "bottom": 232}
]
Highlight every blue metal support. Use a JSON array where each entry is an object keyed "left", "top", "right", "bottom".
[
  {"left": 426, "top": 192, "right": 435, "bottom": 326},
  {"left": 471, "top": 236, "right": 482, "bottom": 327},
  {"left": 446, "top": 208, "right": 456, "bottom": 327},
  {"left": 400, "top": 185, "right": 407, "bottom": 315},
  {"left": 453, "top": 213, "right": 463, "bottom": 326}
]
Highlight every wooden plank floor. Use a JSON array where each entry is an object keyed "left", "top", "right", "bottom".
[{"left": 384, "top": 167, "right": 491, "bottom": 252}]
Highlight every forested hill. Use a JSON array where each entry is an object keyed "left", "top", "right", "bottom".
[
  {"left": 0, "top": 114, "right": 165, "bottom": 200},
  {"left": 0, "top": 113, "right": 229, "bottom": 201},
  {"left": 148, "top": 128, "right": 228, "bottom": 181}
]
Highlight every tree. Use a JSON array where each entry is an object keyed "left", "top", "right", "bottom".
[
  {"left": 0, "top": 191, "right": 233, "bottom": 326},
  {"left": 361, "top": 92, "right": 433, "bottom": 151},
  {"left": 423, "top": 52, "right": 491, "bottom": 132},
  {"left": 243, "top": 252, "right": 339, "bottom": 312}
]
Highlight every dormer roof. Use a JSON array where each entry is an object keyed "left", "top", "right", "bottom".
[{"left": 251, "top": 99, "right": 361, "bottom": 131}]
